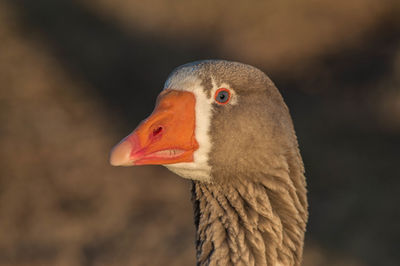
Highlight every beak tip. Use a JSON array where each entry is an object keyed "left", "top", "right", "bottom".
[
  {"left": 109, "top": 139, "right": 134, "bottom": 166},
  {"left": 109, "top": 156, "right": 122, "bottom": 166}
]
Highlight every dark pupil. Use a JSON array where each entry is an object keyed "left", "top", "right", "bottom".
[{"left": 217, "top": 91, "right": 229, "bottom": 103}]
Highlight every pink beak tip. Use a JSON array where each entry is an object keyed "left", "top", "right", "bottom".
[{"left": 109, "top": 138, "right": 134, "bottom": 166}]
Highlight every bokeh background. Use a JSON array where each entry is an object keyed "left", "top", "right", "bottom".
[{"left": 1, "top": 0, "right": 399, "bottom": 265}]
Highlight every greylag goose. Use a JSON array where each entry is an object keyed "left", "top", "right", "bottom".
[{"left": 110, "top": 60, "right": 308, "bottom": 266}]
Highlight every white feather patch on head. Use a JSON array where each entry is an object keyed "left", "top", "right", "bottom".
[{"left": 162, "top": 72, "right": 213, "bottom": 182}]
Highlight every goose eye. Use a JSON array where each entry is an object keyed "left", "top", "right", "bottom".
[{"left": 214, "top": 88, "right": 231, "bottom": 104}]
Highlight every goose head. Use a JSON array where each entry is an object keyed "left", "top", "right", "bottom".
[{"left": 110, "top": 60, "right": 299, "bottom": 184}]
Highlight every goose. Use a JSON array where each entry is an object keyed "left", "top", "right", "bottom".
[{"left": 109, "top": 60, "right": 308, "bottom": 266}]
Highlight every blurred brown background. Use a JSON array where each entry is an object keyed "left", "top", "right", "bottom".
[{"left": 1, "top": 0, "right": 399, "bottom": 265}]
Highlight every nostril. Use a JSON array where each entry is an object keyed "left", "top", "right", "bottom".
[{"left": 152, "top": 126, "right": 163, "bottom": 137}]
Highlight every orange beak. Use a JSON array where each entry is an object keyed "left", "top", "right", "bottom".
[{"left": 109, "top": 89, "right": 199, "bottom": 166}]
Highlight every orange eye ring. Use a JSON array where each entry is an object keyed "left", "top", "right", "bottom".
[{"left": 214, "top": 88, "right": 231, "bottom": 105}]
